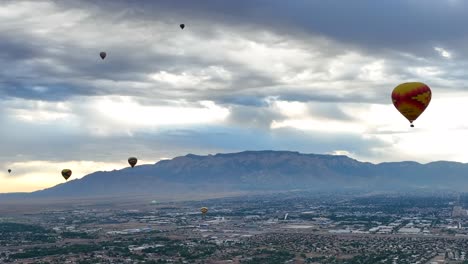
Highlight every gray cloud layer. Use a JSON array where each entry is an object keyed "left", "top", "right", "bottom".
[{"left": 3, "top": 0, "right": 467, "bottom": 101}]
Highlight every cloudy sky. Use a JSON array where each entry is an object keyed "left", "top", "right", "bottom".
[{"left": 2, "top": 0, "right": 468, "bottom": 192}]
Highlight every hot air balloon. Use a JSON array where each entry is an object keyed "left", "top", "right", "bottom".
[
  {"left": 128, "top": 157, "right": 138, "bottom": 168},
  {"left": 201, "top": 207, "right": 208, "bottom": 219},
  {"left": 180, "top": 24, "right": 185, "bottom": 29},
  {"left": 7, "top": 169, "right": 11, "bottom": 174},
  {"left": 61, "top": 169, "right": 72, "bottom": 180},
  {"left": 99, "top": 52, "right": 106, "bottom": 60},
  {"left": 391, "top": 82, "right": 431, "bottom": 127}
]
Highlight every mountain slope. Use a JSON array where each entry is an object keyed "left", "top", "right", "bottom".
[{"left": 3, "top": 150, "right": 468, "bottom": 199}]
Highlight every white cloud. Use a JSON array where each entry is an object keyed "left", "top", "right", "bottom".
[
  {"left": 328, "top": 150, "right": 353, "bottom": 156},
  {"left": 149, "top": 66, "right": 232, "bottom": 89},
  {"left": 262, "top": 93, "right": 468, "bottom": 164},
  {"left": 434, "top": 47, "right": 452, "bottom": 59},
  {"left": 268, "top": 100, "right": 366, "bottom": 134},
  {"left": 150, "top": 71, "right": 211, "bottom": 87},
  {"left": 272, "top": 100, "right": 308, "bottom": 117},
  {"left": 271, "top": 118, "right": 366, "bottom": 134},
  {"left": 4, "top": 99, "right": 75, "bottom": 124},
  {"left": 358, "top": 60, "right": 386, "bottom": 81},
  {"left": 3, "top": 96, "right": 230, "bottom": 136},
  {"left": 88, "top": 96, "right": 230, "bottom": 135}
]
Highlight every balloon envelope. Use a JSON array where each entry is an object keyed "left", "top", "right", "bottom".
[
  {"left": 391, "top": 82, "right": 431, "bottom": 126},
  {"left": 100, "top": 52, "right": 106, "bottom": 59},
  {"left": 61, "top": 169, "right": 72, "bottom": 180},
  {"left": 201, "top": 207, "right": 208, "bottom": 214},
  {"left": 7, "top": 169, "right": 11, "bottom": 174},
  {"left": 180, "top": 24, "right": 185, "bottom": 29},
  {"left": 128, "top": 157, "right": 138, "bottom": 168}
]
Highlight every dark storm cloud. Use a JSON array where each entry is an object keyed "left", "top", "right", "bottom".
[
  {"left": 307, "top": 104, "right": 356, "bottom": 122},
  {"left": 277, "top": 92, "right": 376, "bottom": 104},
  {"left": 2, "top": 0, "right": 466, "bottom": 105},
  {"left": 100, "top": 0, "right": 468, "bottom": 56},
  {"left": 0, "top": 1, "right": 279, "bottom": 103},
  {"left": 226, "top": 105, "right": 283, "bottom": 129},
  {"left": 218, "top": 96, "right": 269, "bottom": 107},
  {"left": 0, "top": 32, "right": 46, "bottom": 61}
]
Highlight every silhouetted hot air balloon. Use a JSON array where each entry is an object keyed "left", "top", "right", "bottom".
[
  {"left": 61, "top": 169, "right": 72, "bottom": 180},
  {"left": 99, "top": 52, "right": 106, "bottom": 60},
  {"left": 392, "top": 82, "right": 431, "bottom": 127},
  {"left": 201, "top": 207, "right": 208, "bottom": 219},
  {"left": 128, "top": 157, "right": 138, "bottom": 168},
  {"left": 7, "top": 169, "right": 11, "bottom": 174},
  {"left": 180, "top": 24, "right": 185, "bottom": 29}
]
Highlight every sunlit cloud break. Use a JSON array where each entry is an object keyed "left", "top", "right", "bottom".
[{"left": 434, "top": 47, "right": 452, "bottom": 59}]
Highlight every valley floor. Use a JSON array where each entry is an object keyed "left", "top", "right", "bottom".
[{"left": 1, "top": 190, "right": 468, "bottom": 263}]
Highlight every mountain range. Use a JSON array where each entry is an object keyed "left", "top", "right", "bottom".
[{"left": 2, "top": 150, "right": 468, "bottom": 200}]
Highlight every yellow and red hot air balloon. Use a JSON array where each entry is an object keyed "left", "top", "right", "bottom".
[
  {"left": 128, "top": 157, "right": 138, "bottom": 168},
  {"left": 391, "top": 82, "right": 431, "bottom": 127},
  {"left": 61, "top": 169, "right": 72, "bottom": 180}
]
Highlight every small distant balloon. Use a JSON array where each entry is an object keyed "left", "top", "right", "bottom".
[
  {"left": 180, "top": 24, "right": 185, "bottom": 29},
  {"left": 8, "top": 169, "right": 11, "bottom": 174},
  {"left": 61, "top": 169, "right": 72, "bottom": 180},
  {"left": 391, "top": 82, "right": 432, "bottom": 127},
  {"left": 99, "top": 52, "right": 106, "bottom": 60},
  {"left": 201, "top": 207, "right": 208, "bottom": 215},
  {"left": 128, "top": 157, "right": 138, "bottom": 168}
]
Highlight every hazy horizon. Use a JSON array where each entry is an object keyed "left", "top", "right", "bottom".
[
  {"left": 3, "top": 149, "right": 468, "bottom": 195},
  {"left": 0, "top": 148, "right": 454, "bottom": 194}
]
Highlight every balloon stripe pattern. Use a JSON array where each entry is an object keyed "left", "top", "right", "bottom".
[{"left": 392, "top": 82, "right": 431, "bottom": 124}]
